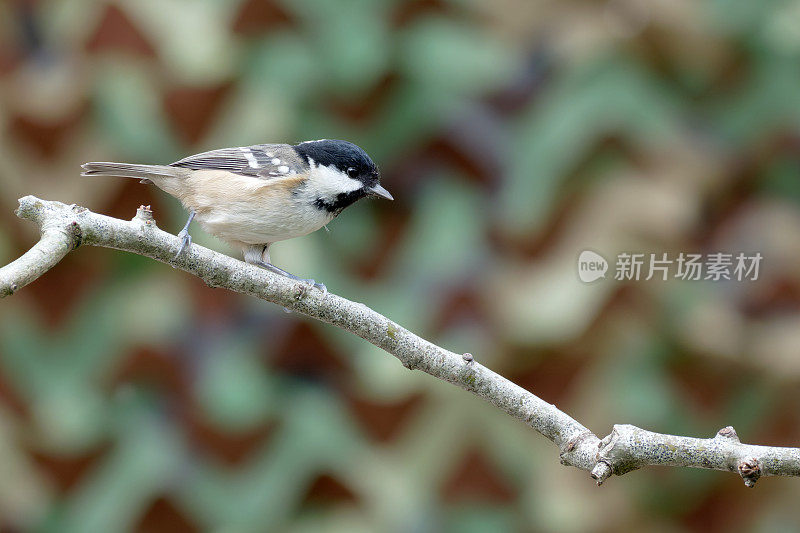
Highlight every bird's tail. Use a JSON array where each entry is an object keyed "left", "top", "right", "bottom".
[{"left": 81, "top": 162, "right": 181, "bottom": 181}]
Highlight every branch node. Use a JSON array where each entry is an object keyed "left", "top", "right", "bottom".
[
  {"left": 559, "top": 429, "right": 593, "bottom": 463},
  {"left": 595, "top": 425, "right": 645, "bottom": 479},
  {"left": 462, "top": 352, "right": 474, "bottom": 363},
  {"left": 561, "top": 429, "right": 594, "bottom": 455},
  {"left": 738, "top": 457, "right": 761, "bottom": 488},
  {"left": 590, "top": 461, "right": 612, "bottom": 485},
  {"left": 133, "top": 205, "right": 156, "bottom": 226},
  {"left": 716, "top": 425, "right": 740, "bottom": 442},
  {"left": 16, "top": 196, "right": 43, "bottom": 222},
  {"left": 69, "top": 220, "right": 83, "bottom": 249}
]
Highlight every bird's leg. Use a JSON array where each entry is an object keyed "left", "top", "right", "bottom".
[
  {"left": 174, "top": 210, "right": 195, "bottom": 258},
  {"left": 244, "top": 244, "right": 326, "bottom": 293},
  {"left": 255, "top": 261, "right": 327, "bottom": 294}
]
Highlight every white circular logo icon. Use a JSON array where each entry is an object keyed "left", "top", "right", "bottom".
[{"left": 578, "top": 250, "right": 608, "bottom": 283}]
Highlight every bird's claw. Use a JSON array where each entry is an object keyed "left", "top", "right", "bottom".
[
  {"left": 305, "top": 279, "right": 327, "bottom": 295},
  {"left": 297, "top": 278, "right": 327, "bottom": 294},
  {"left": 174, "top": 230, "right": 192, "bottom": 259}
]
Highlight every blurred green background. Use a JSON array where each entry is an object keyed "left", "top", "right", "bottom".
[{"left": 2, "top": 0, "right": 800, "bottom": 531}]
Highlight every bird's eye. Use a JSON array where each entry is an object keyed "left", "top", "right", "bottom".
[{"left": 347, "top": 167, "right": 358, "bottom": 179}]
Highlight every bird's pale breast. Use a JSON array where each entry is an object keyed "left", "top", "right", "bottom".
[{"left": 178, "top": 170, "right": 334, "bottom": 245}]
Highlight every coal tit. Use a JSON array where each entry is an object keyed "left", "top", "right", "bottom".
[{"left": 81, "top": 139, "right": 393, "bottom": 291}]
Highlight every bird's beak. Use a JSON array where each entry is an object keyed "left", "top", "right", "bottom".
[{"left": 369, "top": 184, "right": 394, "bottom": 200}]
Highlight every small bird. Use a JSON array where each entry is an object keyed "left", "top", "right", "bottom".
[{"left": 82, "top": 139, "right": 393, "bottom": 291}]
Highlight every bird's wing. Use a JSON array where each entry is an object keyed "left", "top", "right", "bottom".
[{"left": 170, "top": 144, "right": 306, "bottom": 178}]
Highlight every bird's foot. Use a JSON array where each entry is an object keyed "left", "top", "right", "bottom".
[
  {"left": 286, "top": 274, "right": 326, "bottom": 294},
  {"left": 254, "top": 261, "right": 327, "bottom": 295},
  {"left": 174, "top": 210, "right": 196, "bottom": 259},
  {"left": 298, "top": 278, "right": 327, "bottom": 294},
  {"left": 174, "top": 229, "right": 192, "bottom": 259}
]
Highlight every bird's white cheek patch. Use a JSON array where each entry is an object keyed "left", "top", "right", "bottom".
[{"left": 310, "top": 164, "right": 363, "bottom": 196}]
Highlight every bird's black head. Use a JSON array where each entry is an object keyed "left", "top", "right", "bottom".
[
  {"left": 293, "top": 139, "right": 392, "bottom": 213},
  {"left": 293, "top": 139, "right": 379, "bottom": 185}
]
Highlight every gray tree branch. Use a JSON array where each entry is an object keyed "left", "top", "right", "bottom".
[{"left": 2, "top": 195, "right": 799, "bottom": 487}]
